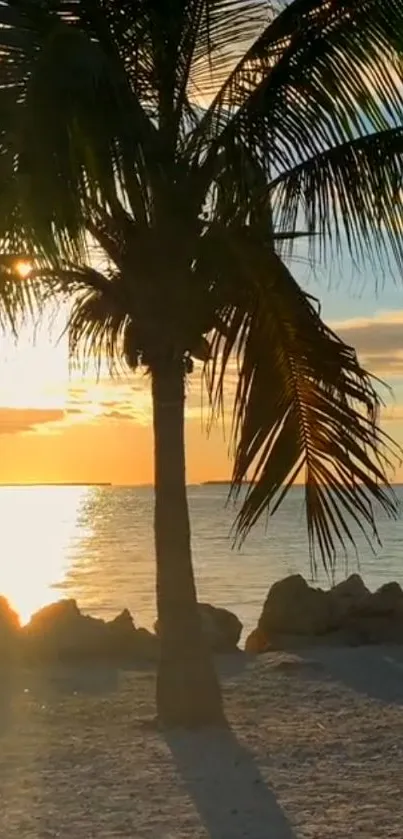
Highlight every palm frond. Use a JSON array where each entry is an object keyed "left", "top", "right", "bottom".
[
  {"left": 0, "top": 1, "right": 157, "bottom": 255},
  {"left": 270, "top": 126, "right": 403, "bottom": 272},
  {"left": 67, "top": 285, "right": 128, "bottom": 376},
  {"left": 185, "top": 0, "right": 273, "bottom": 101},
  {"left": 191, "top": 0, "right": 403, "bottom": 273},
  {"left": 206, "top": 233, "right": 399, "bottom": 573},
  {"left": 200, "top": 0, "right": 403, "bottom": 142}
]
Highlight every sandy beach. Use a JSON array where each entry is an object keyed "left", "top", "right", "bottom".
[{"left": 1, "top": 646, "right": 403, "bottom": 838}]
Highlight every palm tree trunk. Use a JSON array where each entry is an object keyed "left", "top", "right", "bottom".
[{"left": 152, "top": 359, "right": 226, "bottom": 728}]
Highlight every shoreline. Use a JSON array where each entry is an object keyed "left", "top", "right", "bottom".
[{"left": 3, "top": 573, "right": 403, "bottom": 665}]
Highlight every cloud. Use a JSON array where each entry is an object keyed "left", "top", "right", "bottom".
[
  {"left": 335, "top": 311, "right": 403, "bottom": 353},
  {"left": 332, "top": 310, "right": 403, "bottom": 377},
  {"left": 0, "top": 408, "right": 66, "bottom": 435},
  {"left": 358, "top": 355, "right": 403, "bottom": 377},
  {"left": 64, "top": 364, "right": 240, "bottom": 426},
  {"left": 104, "top": 409, "right": 133, "bottom": 421}
]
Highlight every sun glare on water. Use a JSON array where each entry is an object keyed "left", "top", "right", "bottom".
[{"left": 0, "top": 486, "right": 87, "bottom": 624}]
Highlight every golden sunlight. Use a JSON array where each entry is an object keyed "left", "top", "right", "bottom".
[
  {"left": 0, "top": 486, "right": 87, "bottom": 623},
  {"left": 0, "top": 306, "right": 70, "bottom": 410},
  {"left": 14, "top": 259, "right": 32, "bottom": 279}
]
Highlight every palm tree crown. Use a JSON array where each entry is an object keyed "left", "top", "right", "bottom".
[{"left": 0, "top": 0, "right": 403, "bottom": 571}]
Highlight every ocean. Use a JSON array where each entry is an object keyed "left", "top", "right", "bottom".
[{"left": 2, "top": 484, "right": 403, "bottom": 634}]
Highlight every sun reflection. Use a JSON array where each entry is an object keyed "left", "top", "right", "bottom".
[{"left": 0, "top": 486, "right": 88, "bottom": 624}]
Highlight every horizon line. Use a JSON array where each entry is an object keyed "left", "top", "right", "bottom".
[{"left": 1, "top": 481, "right": 403, "bottom": 489}]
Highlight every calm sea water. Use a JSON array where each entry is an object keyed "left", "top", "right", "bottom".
[{"left": 2, "top": 484, "right": 403, "bottom": 634}]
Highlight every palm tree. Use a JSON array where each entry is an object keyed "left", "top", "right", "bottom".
[{"left": 0, "top": 0, "right": 403, "bottom": 727}]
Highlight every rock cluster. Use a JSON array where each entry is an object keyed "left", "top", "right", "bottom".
[
  {"left": 0, "top": 597, "right": 242, "bottom": 664},
  {"left": 22, "top": 600, "right": 158, "bottom": 663},
  {"left": 245, "top": 574, "right": 403, "bottom": 652}
]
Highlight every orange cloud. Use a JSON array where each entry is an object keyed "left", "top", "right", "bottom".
[{"left": 0, "top": 407, "right": 66, "bottom": 435}]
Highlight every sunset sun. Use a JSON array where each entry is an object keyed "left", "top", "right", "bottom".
[{"left": 14, "top": 259, "right": 32, "bottom": 279}]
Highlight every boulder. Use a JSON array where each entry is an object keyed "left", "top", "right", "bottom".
[
  {"left": 0, "top": 596, "right": 20, "bottom": 633},
  {"left": 23, "top": 599, "right": 158, "bottom": 663},
  {"left": 198, "top": 603, "right": 242, "bottom": 652},
  {"left": 23, "top": 599, "right": 106, "bottom": 660},
  {"left": 342, "top": 582, "right": 403, "bottom": 645},
  {"left": 155, "top": 603, "right": 242, "bottom": 652},
  {"left": 353, "top": 582, "right": 403, "bottom": 617},
  {"left": 331, "top": 574, "right": 369, "bottom": 605},
  {"left": 106, "top": 610, "right": 158, "bottom": 661},
  {"left": 0, "top": 596, "right": 20, "bottom": 660},
  {"left": 244, "top": 627, "right": 270, "bottom": 654},
  {"left": 130, "top": 627, "right": 159, "bottom": 661},
  {"left": 327, "top": 574, "right": 370, "bottom": 628},
  {"left": 105, "top": 608, "right": 137, "bottom": 653},
  {"left": 344, "top": 614, "right": 403, "bottom": 645},
  {"left": 252, "top": 575, "right": 403, "bottom": 648},
  {"left": 258, "top": 575, "right": 333, "bottom": 637}
]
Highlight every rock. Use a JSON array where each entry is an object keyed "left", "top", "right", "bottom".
[
  {"left": 244, "top": 628, "right": 270, "bottom": 654},
  {"left": 106, "top": 609, "right": 158, "bottom": 660},
  {"left": 327, "top": 574, "right": 370, "bottom": 628},
  {"left": 28, "top": 598, "right": 81, "bottom": 630},
  {"left": 0, "top": 596, "right": 20, "bottom": 660},
  {"left": 155, "top": 603, "right": 242, "bottom": 652},
  {"left": 23, "top": 599, "right": 158, "bottom": 663},
  {"left": 105, "top": 608, "right": 136, "bottom": 653},
  {"left": 258, "top": 575, "right": 333, "bottom": 637},
  {"left": 23, "top": 599, "right": 105, "bottom": 661},
  {"left": 252, "top": 575, "right": 403, "bottom": 648},
  {"left": 198, "top": 603, "right": 242, "bottom": 652},
  {"left": 0, "top": 596, "right": 20, "bottom": 633},
  {"left": 341, "top": 582, "right": 403, "bottom": 645},
  {"left": 354, "top": 582, "right": 403, "bottom": 617},
  {"left": 331, "top": 574, "right": 370, "bottom": 604},
  {"left": 131, "top": 627, "right": 159, "bottom": 661},
  {"left": 345, "top": 615, "right": 403, "bottom": 645}
]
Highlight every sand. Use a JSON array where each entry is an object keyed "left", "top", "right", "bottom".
[{"left": 1, "top": 646, "right": 403, "bottom": 838}]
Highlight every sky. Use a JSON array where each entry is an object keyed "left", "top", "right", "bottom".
[{"left": 2, "top": 253, "right": 403, "bottom": 485}]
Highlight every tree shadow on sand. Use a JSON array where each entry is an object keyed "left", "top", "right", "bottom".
[
  {"left": 165, "top": 725, "right": 296, "bottom": 839},
  {"left": 299, "top": 645, "right": 403, "bottom": 707}
]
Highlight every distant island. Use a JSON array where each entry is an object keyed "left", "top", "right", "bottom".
[{"left": 202, "top": 480, "right": 251, "bottom": 486}]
